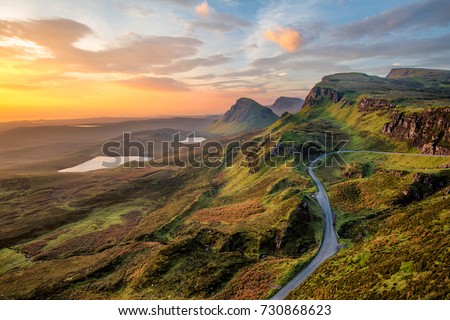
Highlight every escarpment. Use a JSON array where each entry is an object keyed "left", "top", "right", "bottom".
[{"left": 381, "top": 107, "right": 450, "bottom": 155}]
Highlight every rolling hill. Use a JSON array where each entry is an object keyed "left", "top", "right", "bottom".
[
  {"left": 0, "top": 68, "right": 448, "bottom": 300},
  {"left": 0, "top": 116, "right": 220, "bottom": 172}
]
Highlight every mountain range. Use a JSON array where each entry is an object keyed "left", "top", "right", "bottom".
[{"left": 0, "top": 68, "right": 448, "bottom": 300}]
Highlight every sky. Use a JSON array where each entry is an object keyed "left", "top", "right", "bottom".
[{"left": 0, "top": 0, "right": 450, "bottom": 121}]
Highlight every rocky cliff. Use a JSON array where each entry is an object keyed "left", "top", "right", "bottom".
[
  {"left": 381, "top": 107, "right": 450, "bottom": 155},
  {"left": 358, "top": 98, "right": 396, "bottom": 112},
  {"left": 304, "top": 86, "right": 344, "bottom": 106}
]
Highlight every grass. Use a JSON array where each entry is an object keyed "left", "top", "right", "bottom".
[
  {"left": 0, "top": 139, "right": 324, "bottom": 299},
  {"left": 1, "top": 69, "right": 448, "bottom": 300},
  {"left": 33, "top": 202, "right": 149, "bottom": 252},
  {"left": 287, "top": 150, "right": 450, "bottom": 299},
  {"left": 0, "top": 248, "right": 30, "bottom": 276},
  {"left": 191, "top": 199, "right": 265, "bottom": 223}
]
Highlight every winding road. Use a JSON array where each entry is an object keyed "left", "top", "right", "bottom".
[
  {"left": 270, "top": 150, "right": 450, "bottom": 300},
  {"left": 270, "top": 153, "right": 339, "bottom": 300}
]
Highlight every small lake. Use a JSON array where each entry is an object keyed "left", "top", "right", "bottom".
[
  {"left": 179, "top": 137, "right": 206, "bottom": 144},
  {"left": 71, "top": 125, "right": 101, "bottom": 128},
  {"left": 58, "top": 156, "right": 151, "bottom": 173}
]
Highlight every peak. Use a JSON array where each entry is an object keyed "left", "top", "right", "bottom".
[
  {"left": 275, "top": 96, "right": 303, "bottom": 102},
  {"left": 232, "top": 98, "right": 264, "bottom": 110},
  {"left": 207, "top": 98, "right": 278, "bottom": 135},
  {"left": 235, "top": 97, "right": 260, "bottom": 105},
  {"left": 237, "top": 97, "right": 253, "bottom": 102}
]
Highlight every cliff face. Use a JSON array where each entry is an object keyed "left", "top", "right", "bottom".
[
  {"left": 304, "top": 87, "right": 344, "bottom": 106},
  {"left": 381, "top": 107, "right": 450, "bottom": 155}
]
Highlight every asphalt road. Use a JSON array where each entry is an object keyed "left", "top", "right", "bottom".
[
  {"left": 270, "top": 150, "right": 450, "bottom": 300},
  {"left": 270, "top": 153, "right": 339, "bottom": 300}
]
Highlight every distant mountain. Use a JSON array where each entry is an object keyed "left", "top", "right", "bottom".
[
  {"left": 0, "top": 115, "right": 222, "bottom": 132},
  {"left": 270, "top": 96, "right": 304, "bottom": 116},
  {"left": 386, "top": 68, "right": 450, "bottom": 80},
  {"left": 206, "top": 98, "right": 279, "bottom": 135}
]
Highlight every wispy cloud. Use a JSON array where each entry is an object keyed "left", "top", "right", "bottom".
[
  {"left": 152, "top": 54, "right": 232, "bottom": 74},
  {"left": 189, "top": 12, "right": 250, "bottom": 32},
  {"left": 0, "top": 36, "right": 53, "bottom": 60},
  {"left": 333, "top": 0, "right": 450, "bottom": 40},
  {"left": 189, "top": 1, "right": 250, "bottom": 32},
  {"left": 119, "top": 3, "right": 153, "bottom": 18},
  {"left": 302, "top": 33, "right": 450, "bottom": 60},
  {"left": 117, "top": 76, "right": 190, "bottom": 91}
]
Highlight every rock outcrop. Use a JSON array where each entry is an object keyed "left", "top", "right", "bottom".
[
  {"left": 381, "top": 107, "right": 450, "bottom": 155},
  {"left": 358, "top": 98, "right": 396, "bottom": 112},
  {"left": 396, "top": 172, "right": 450, "bottom": 205}
]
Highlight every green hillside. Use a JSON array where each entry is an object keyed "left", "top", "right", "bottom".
[
  {"left": 287, "top": 152, "right": 450, "bottom": 299},
  {"left": 0, "top": 68, "right": 448, "bottom": 300}
]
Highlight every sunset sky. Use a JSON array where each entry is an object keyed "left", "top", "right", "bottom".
[{"left": 1, "top": 0, "right": 450, "bottom": 121}]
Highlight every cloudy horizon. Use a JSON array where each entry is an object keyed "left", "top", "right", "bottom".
[{"left": 1, "top": 0, "right": 450, "bottom": 121}]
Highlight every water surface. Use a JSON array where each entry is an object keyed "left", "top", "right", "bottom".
[{"left": 58, "top": 156, "right": 151, "bottom": 173}]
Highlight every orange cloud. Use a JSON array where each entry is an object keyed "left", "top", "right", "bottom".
[
  {"left": 195, "top": 1, "right": 210, "bottom": 17},
  {"left": 264, "top": 27, "right": 303, "bottom": 53}
]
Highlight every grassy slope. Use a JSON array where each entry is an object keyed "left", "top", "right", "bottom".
[
  {"left": 288, "top": 153, "right": 450, "bottom": 299},
  {"left": 0, "top": 69, "right": 448, "bottom": 300},
  {"left": 0, "top": 133, "right": 324, "bottom": 299},
  {"left": 283, "top": 70, "right": 450, "bottom": 299}
]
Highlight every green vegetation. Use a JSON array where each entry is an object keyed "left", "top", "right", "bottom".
[
  {"left": 0, "top": 249, "right": 30, "bottom": 275},
  {"left": 288, "top": 152, "right": 450, "bottom": 299},
  {"left": 0, "top": 141, "right": 323, "bottom": 299},
  {"left": 314, "top": 70, "right": 450, "bottom": 107},
  {"left": 0, "top": 68, "right": 448, "bottom": 300}
]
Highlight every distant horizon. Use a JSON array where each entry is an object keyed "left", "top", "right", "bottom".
[
  {"left": 1, "top": 0, "right": 450, "bottom": 121},
  {"left": 0, "top": 93, "right": 307, "bottom": 122},
  {"left": 0, "top": 113, "right": 225, "bottom": 123},
  {"left": 2, "top": 65, "right": 449, "bottom": 122}
]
